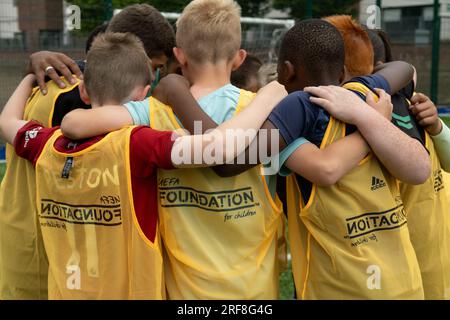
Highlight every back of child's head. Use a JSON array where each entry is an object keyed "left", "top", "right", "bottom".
[
  {"left": 258, "top": 63, "right": 278, "bottom": 86},
  {"left": 324, "top": 15, "right": 374, "bottom": 77},
  {"left": 86, "top": 23, "right": 108, "bottom": 53},
  {"left": 231, "top": 54, "right": 262, "bottom": 92},
  {"left": 84, "top": 32, "right": 152, "bottom": 105},
  {"left": 279, "top": 19, "right": 345, "bottom": 82},
  {"left": 377, "top": 30, "right": 393, "bottom": 63},
  {"left": 107, "top": 4, "right": 175, "bottom": 60},
  {"left": 176, "top": 0, "right": 241, "bottom": 65},
  {"left": 366, "top": 28, "right": 393, "bottom": 66},
  {"left": 366, "top": 28, "right": 384, "bottom": 65}
]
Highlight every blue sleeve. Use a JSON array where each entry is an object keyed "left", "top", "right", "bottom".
[
  {"left": 349, "top": 74, "right": 391, "bottom": 95},
  {"left": 278, "top": 138, "right": 310, "bottom": 177},
  {"left": 263, "top": 137, "right": 310, "bottom": 176},
  {"left": 124, "top": 99, "right": 150, "bottom": 126},
  {"left": 267, "top": 92, "right": 318, "bottom": 146}
]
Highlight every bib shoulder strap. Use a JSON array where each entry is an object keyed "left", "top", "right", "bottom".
[
  {"left": 149, "top": 97, "right": 181, "bottom": 129},
  {"left": 343, "top": 82, "right": 379, "bottom": 102},
  {"left": 320, "top": 117, "right": 346, "bottom": 149},
  {"left": 234, "top": 89, "right": 256, "bottom": 115},
  {"left": 24, "top": 77, "right": 80, "bottom": 126}
]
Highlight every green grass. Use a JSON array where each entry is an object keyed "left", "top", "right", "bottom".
[
  {"left": 279, "top": 262, "right": 295, "bottom": 300},
  {"left": 442, "top": 116, "right": 450, "bottom": 128},
  {"left": 4, "top": 115, "right": 448, "bottom": 300},
  {"left": 0, "top": 163, "right": 5, "bottom": 183},
  {"left": 1, "top": 116, "right": 447, "bottom": 300}
]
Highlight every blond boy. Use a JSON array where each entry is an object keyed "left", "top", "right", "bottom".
[{"left": 61, "top": 0, "right": 284, "bottom": 299}]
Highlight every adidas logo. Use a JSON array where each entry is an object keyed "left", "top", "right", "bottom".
[{"left": 371, "top": 176, "right": 386, "bottom": 191}]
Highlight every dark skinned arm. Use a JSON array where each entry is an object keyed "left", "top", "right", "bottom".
[
  {"left": 212, "top": 120, "right": 287, "bottom": 177},
  {"left": 155, "top": 77, "right": 288, "bottom": 177},
  {"left": 153, "top": 74, "right": 218, "bottom": 134},
  {"left": 373, "top": 61, "right": 414, "bottom": 94}
]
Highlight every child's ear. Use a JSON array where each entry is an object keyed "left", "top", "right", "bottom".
[
  {"left": 139, "top": 85, "right": 151, "bottom": 101},
  {"left": 284, "top": 61, "right": 296, "bottom": 83},
  {"left": 78, "top": 81, "right": 91, "bottom": 105},
  {"left": 231, "top": 49, "right": 247, "bottom": 71},
  {"left": 173, "top": 47, "right": 187, "bottom": 68}
]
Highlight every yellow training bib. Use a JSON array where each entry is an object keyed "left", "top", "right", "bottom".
[
  {"left": 150, "top": 90, "right": 282, "bottom": 299},
  {"left": 0, "top": 79, "right": 78, "bottom": 300},
  {"left": 35, "top": 127, "right": 164, "bottom": 299},
  {"left": 344, "top": 81, "right": 450, "bottom": 299},
  {"left": 400, "top": 133, "right": 450, "bottom": 299},
  {"left": 445, "top": 172, "right": 450, "bottom": 201},
  {"left": 286, "top": 117, "right": 424, "bottom": 300}
]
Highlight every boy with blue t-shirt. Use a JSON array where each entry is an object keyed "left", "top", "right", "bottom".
[
  {"left": 255, "top": 19, "right": 430, "bottom": 299},
  {"left": 184, "top": 18, "right": 428, "bottom": 299}
]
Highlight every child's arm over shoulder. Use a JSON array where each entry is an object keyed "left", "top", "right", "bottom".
[
  {"left": 431, "top": 120, "right": 450, "bottom": 172},
  {"left": 372, "top": 61, "right": 414, "bottom": 94},
  {"left": 151, "top": 74, "right": 218, "bottom": 134},
  {"left": 171, "top": 81, "right": 287, "bottom": 168},
  {"left": 410, "top": 92, "right": 450, "bottom": 171},
  {"left": 0, "top": 74, "right": 57, "bottom": 164},
  {"left": 60, "top": 74, "right": 213, "bottom": 140},
  {"left": 0, "top": 74, "right": 36, "bottom": 145},
  {"left": 430, "top": 120, "right": 450, "bottom": 172},
  {"left": 61, "top": 105, "right": 134, "bottom": 140},
  {"left": 212, "top": 91, "right": 317, "bottom": 177},
  {"left": 283, "top": 132, "right": 369, "bottom": 186},
  {"left": 14, "top": 121, "right": 58, "bottom": 165},
  {"left": 305, "top": 85, "right": 431, "bottom": 185}
]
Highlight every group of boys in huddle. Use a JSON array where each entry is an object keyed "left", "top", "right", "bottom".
[{"left": 0, "top": 0, "right": 450, "bottom": 300}]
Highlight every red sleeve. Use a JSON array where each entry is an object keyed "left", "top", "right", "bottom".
[
  {"left": 130, "top": 127, "right": 176, "bottom": 177},
  {"left": 14, "top": 121, "right": 59, "bottom": 166}
]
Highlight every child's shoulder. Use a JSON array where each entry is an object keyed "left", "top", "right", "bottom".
[
  {"left": 282, "top": 90, "right": 315, "bottom": 108},
  {"left": 345, "top": 74, "right": 389, "bottom": 92}
]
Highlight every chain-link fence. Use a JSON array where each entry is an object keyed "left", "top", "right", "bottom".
[
  {"left": 0, "top": 1, "right": 293, "bottom": 109},
  {"left": 0, "top": 1, "right": 107, "bottom": 111},
  {"left": 360, "top": 0, "right": 450, "bottom": 108},
  {"left": 0, "top": 0, "right": 293, "bottom": 154},
  {"left": 159, "top": 12, "right": 293, "bottom": 63}
]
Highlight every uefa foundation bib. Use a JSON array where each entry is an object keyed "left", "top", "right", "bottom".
[
  {"left": 286, "top": 117, "right": 424, "bottom": 300},
  {"left": 150, "top": 91, "right": 282, "bottom": 299}
]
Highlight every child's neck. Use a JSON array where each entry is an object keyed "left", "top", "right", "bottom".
[
  {"left": 308, "top": 75, "right": 341, "bottom": 88},
  {"left": 188, "top": 62, "right": 232, "bottom": 100},
  {"left": 91, "top": 100, "right": 121, "bottom": 109}
]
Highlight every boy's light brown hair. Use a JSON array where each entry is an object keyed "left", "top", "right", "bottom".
[
  {"left": 324, "top": 15, "right": 374, "bottom": 77},
  {"left": 176, "top": 0, "right": 242, "bottom": 64},
  {"left": 84, "top": 32, "right": 152, "bottom": 105}
]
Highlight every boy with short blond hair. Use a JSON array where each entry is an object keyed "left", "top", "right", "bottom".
[
  {"left": 176, "top": 0, "right": 241, "bottom": 64},
  {"left": 61, "top": 0, "right": 283, "bottom": 299}
]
